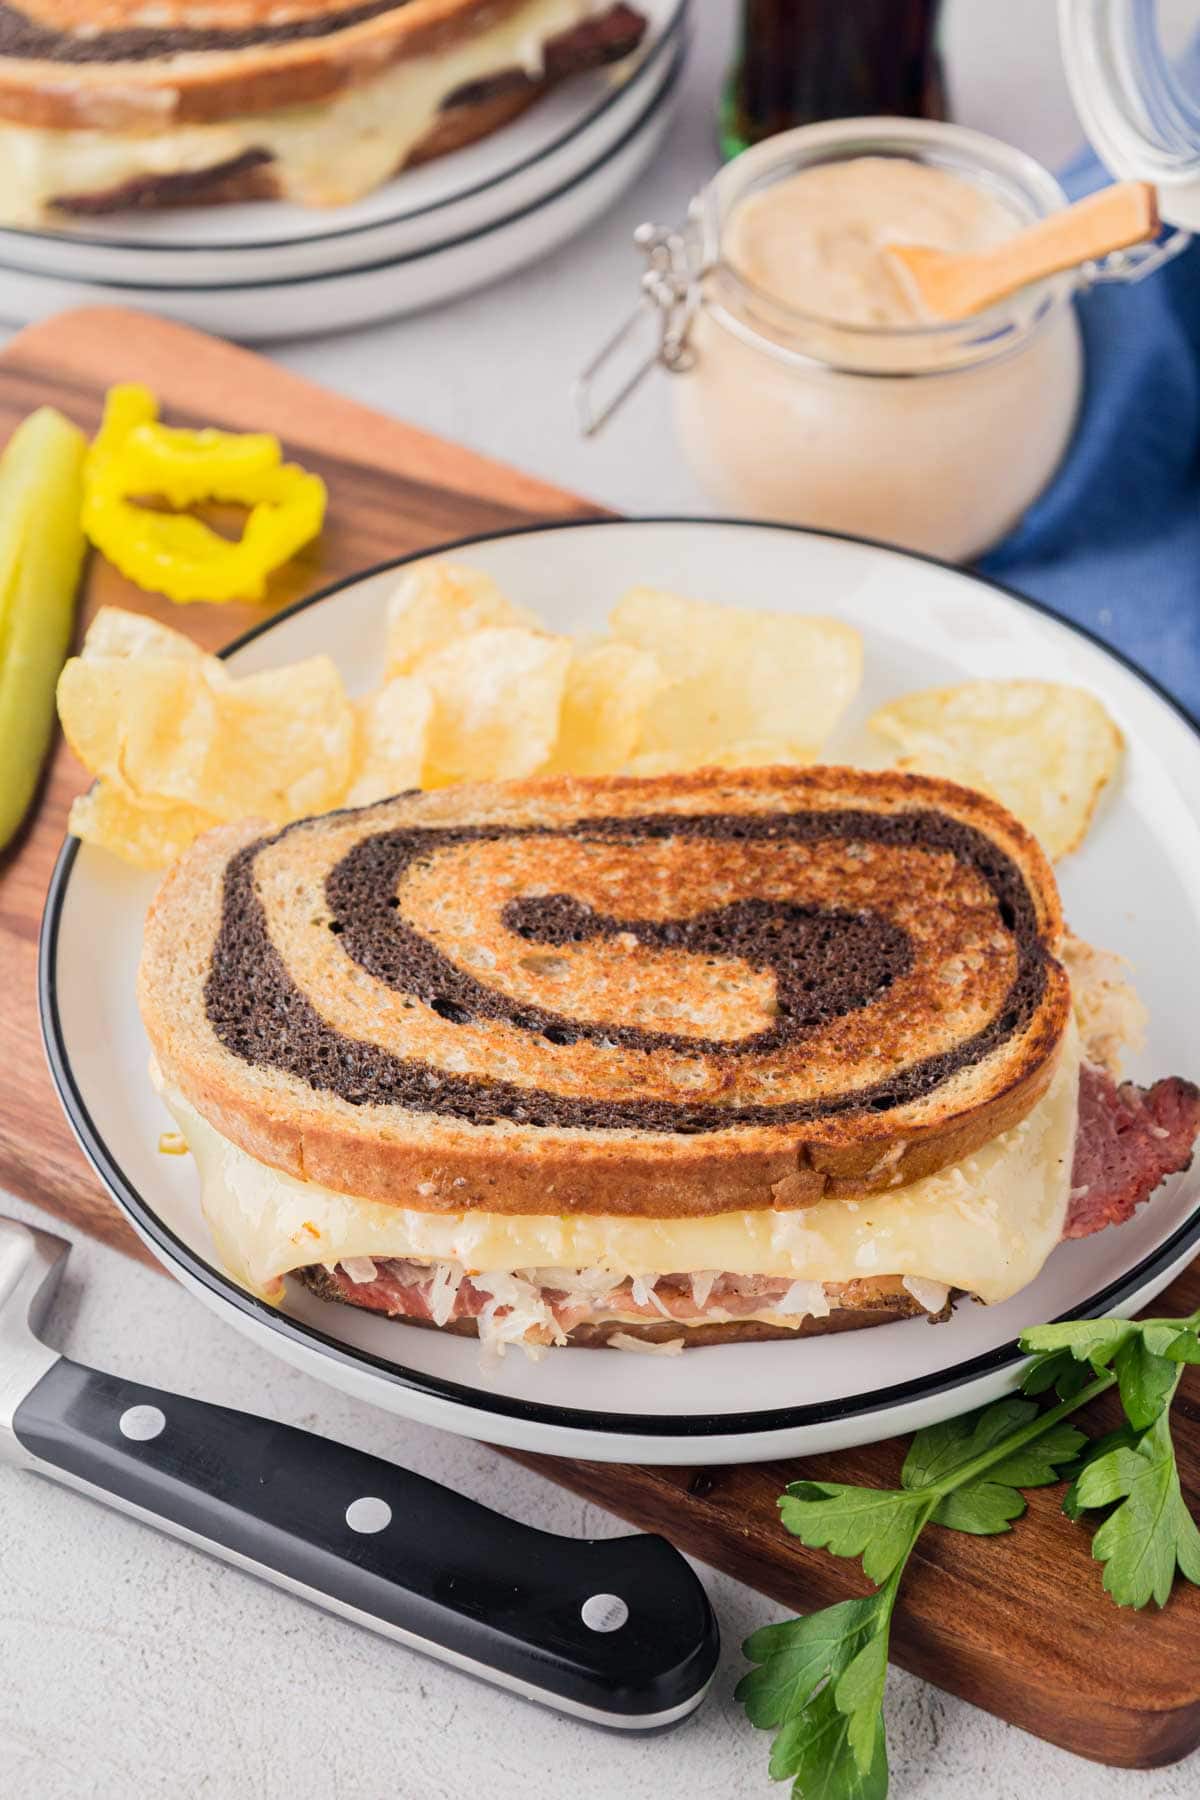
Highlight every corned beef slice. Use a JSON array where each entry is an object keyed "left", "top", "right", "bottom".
[{"left": 1065, "top": 1063, "right": 1200, "bottom": 1239}]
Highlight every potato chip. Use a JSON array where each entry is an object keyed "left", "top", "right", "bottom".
[
  {"left": 542, "top": 641, "right": 662, "bottom": 776},
  {"left": 346, "top": 675, "right": 433, "bottom": 806},
  {"left": 610, "top": 587, "right": 862, "bottom": 769},
  {"left": 386, "top": 562, "right": 539, "bottom": 676},
  {"left": 68, "top": 780, "right": 218, "bottom": 869},
  {"left": 80, "top": 605, "right": 212, "bottom": 669},
  {"left": 60, "top": 631, "right": 353, "bottom": 824},
  {"left": 57, "top": 655, "right": 220, "bottom": 808},
  {"left": 869, "top": 679, "right": 1123, "bottom": 859},
  {"left": 418, "top": 626, "right": 570, "bottom": 782},
  {"left": 205, "top": 655, "right": 355, "bottom": 821}
]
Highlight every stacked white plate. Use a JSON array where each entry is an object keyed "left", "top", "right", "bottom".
[{"left": 0, "top": 0, "right": 686, "bottom": 340}]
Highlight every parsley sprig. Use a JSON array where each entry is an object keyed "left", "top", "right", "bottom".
[
  {"left": 1024, "top": 1309, "right": 1200, "bottom": 1607},
  {"left": 737, "top": 1307, "right": 1200, "bottom": 1800}
]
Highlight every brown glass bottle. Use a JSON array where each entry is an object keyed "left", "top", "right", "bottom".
[{"left": 720, "top": 0, "right": 947, "bottom": 160}]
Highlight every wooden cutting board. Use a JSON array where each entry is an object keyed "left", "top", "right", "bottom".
[{"left": 1, "top": 307, "right": 1197, "bottom": 1775}]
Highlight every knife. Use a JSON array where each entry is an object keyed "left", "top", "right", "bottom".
[{"left": 0, "top": 1214, "right": 719, "bottom": 1729}]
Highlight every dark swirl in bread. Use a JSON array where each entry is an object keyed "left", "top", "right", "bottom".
[{"left": 205, "top": 802, "right": 1052, "bottom": 1133}]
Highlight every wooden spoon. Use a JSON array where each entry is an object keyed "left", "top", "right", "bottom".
[{"left": 887, "top": 180, "right": 1159, "bottom": 321}]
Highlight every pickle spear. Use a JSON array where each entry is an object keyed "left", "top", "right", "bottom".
[{"left": 0, "top": 406, "right": 87, "bottom": 852}]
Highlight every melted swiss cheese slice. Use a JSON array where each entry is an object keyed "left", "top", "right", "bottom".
[{"left": 159, "top": 1021, "right": 1080, "bottom": 1307}]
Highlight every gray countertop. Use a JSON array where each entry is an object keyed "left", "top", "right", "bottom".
[{"left": 3, "top": 4, "right": 1198, "bottom": 1794}]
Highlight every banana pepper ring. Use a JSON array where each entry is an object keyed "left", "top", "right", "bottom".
[{"left": 82, "top": 383, "right": 326, "bottom": 604}]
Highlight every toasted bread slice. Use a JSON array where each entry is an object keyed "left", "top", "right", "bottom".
[
  {"left": 0, "top": 1, "right": 645, "bottom": 131},
  {"left": 140, "top": 765, "right": 1070, "bottom": 1221}
]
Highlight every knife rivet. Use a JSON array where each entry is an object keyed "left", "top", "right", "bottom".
[
  {"left": 345, "top": 1495, "right": 392, "bottom": 1534},
  {"left": 119, "top": 1404, "right": 166, "bottom": 1442},
  {"left": 581, "top": 1593, "right": 628, "bottom": 1633}
]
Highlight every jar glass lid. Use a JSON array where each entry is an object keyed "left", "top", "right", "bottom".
[{"left": 1059, "top": 0, "right": 1200, "bottom": 227}]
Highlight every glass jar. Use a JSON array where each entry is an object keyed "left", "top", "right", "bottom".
[{"left": 580, "top": 118, "right": 1087, "bottom": 563}]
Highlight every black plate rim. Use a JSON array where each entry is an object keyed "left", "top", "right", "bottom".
[{"left": 38, "top": 514, "right": 1200, "bottom": 1441}]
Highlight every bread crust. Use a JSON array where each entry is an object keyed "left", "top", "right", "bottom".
[
  {"left": 140, "top": 765, "right": 1071, "bottom": 1221},
  {"left": 0, "top": 0, "right": 591, "bottom": 129}
]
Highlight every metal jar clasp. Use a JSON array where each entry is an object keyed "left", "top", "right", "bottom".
[
  {"left": 1083, "top": 223, "right": 1192, "bottom": 287},
  {"left": 573, "top": 222, "right": 699, "bottom": 437}
]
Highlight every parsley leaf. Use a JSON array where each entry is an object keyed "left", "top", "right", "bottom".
[
  {"left": 1160, "top": 1328, "right": 1200, "bottom": 1365},
  {"left": 1060, "top": 1423, "right": 1140, "bottom": 1521},
  {"left": 782, "top": 1678, "right": 889, "bottom": 1800},
  {"left": 1112, "top": 1332, "right": 1180, "bottom": 1431},
  {"left": 778, "top": 1484, "right": 927, "bottom": 1584},
  {"left": 737, "top": 1593, "right": 891, "bottom": 1797},
  {"left": 836, "top": 1627, "right": 891, "bottom": 1775},
  {"left": 1020, "top": 1317, "right": 1138, "bottom": 1367},
  {"left": 900, "top": 1396, "right": 1085, "bottom": 1497},
  {"left": 899, "top": 1395, "right": 1036, "bottom": 1488},
  {"left": 739, "top": 1598, "right": 878, "bottom": 1736},
  {"left": 1075, "top": 1404, "right": 1200, "bottom": 1607},
  {"left": 928, "top": 1422, "right": 1089, "bottom": 1537},
  {"left": 974, "top": 1419, "right": 1090, "bottom": 1488},
  {"left": 1021, "top": 1347, "right": 1096, "bottom": 1400},
  {"left": 1022, "top": 1315, "right": 1200, "bottom": 1383},
  {"left": 900, "top": 1397, "right": 1086, "bottom": 1535}
]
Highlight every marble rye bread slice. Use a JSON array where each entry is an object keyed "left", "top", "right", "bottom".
[{"left": 138, "top": 765, "right": 1072, "bottom": 1224}]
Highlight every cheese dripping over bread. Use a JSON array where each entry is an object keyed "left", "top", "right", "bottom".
[{"left": 156, "top": 1016, "right": 1080, "bottom": 1318}]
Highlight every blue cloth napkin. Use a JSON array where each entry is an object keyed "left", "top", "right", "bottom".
[{"left": 979, "top": 116, "right": 1200, "bottom": 719}]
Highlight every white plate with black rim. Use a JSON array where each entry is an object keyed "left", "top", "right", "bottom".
[
  {"left": 0, "top": 37, "right": 684, "bottom": 340},
  {"left": 0, "top": 0, "right": 686, "bottom": 287},
  {"left": 39, "top": 518, "right": 1200, "bottom": 1464}
]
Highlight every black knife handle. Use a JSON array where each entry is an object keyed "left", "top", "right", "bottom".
[{"left": 13, "top": 1358, "right": 718, "bottom": 1727}]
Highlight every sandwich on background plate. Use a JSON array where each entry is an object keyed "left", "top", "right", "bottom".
[
  {"left": 0, "top": 0, "right": 647, "bottom": 227},
  {"left": 138, "top": 765, "right": 1200, "bottom": 1356}
]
